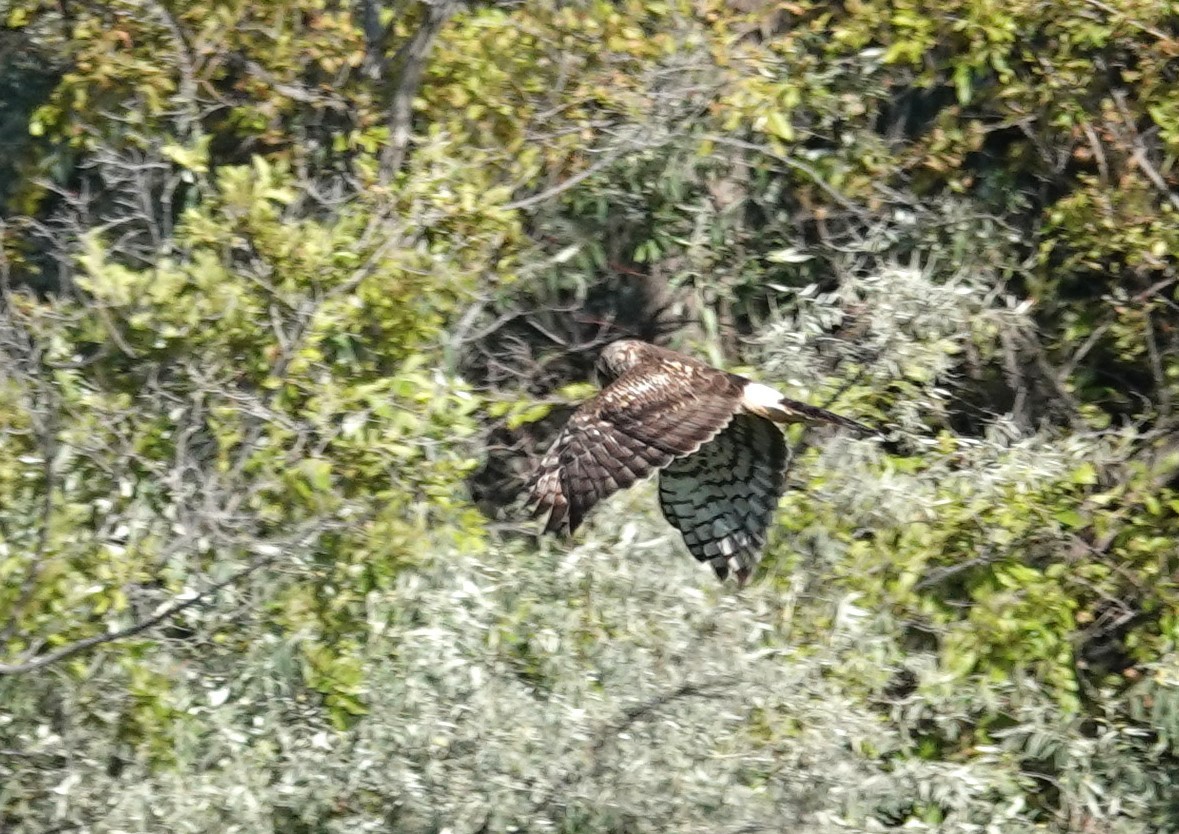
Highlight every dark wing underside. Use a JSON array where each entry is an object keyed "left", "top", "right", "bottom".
[
  {"left": 525, "top": 359, "right": 744, "bottom": 535},
  {"left": 657, "top": 413, "right": 789, "bottom": 585}
]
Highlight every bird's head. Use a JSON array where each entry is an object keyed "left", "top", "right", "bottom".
[{"left": 594, "top": 339, "right": 649, "bottom": 385}]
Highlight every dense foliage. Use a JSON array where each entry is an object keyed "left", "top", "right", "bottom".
[{"left": 3, "top": 1, "right": 1179, "bottom": 831}]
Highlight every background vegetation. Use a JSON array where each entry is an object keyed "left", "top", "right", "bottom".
[{"left": 3, "top": 0, "right": 1179, "bottom": 831}]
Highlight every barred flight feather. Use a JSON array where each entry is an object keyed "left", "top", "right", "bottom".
[{"left": 524, "top": 340, "right": 873, "bottom": 585}]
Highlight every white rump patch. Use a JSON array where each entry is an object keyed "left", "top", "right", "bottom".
[{"left": 741, "top": 382, "right": 784, "bottom": 413}]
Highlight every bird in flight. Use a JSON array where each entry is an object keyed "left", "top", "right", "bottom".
[{"left": 525, "top": 340, "right": 874, "bottom": 586}]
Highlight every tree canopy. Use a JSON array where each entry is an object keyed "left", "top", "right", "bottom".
[{"left": 3, "top": 1, "right": 1179, "bottom": 832}]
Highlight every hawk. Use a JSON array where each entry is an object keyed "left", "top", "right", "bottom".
[{"left": 525, "top": 340, "right": 874, "bottom": 586}]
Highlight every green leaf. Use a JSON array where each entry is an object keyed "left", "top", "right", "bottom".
[{"left": 763, "top": 111, "right": 794, "bottom": 141}]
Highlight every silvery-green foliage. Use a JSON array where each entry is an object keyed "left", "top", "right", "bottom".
[
  {"left": 3, "top": 500, "right": 1057, "bottom": 833},
  {"left": 808, "top": 423, "right": 1113, "bottom": 535},
  {"left": 735, "top": 266, "right": 1179, "bottom": 832},
  {"left": 756, "top": 257, "right": 1035, "bottom": 434}
]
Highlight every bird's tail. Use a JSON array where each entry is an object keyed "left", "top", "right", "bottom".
[{"left": 743, "top": 382, "right": 877, "bottom": 435}]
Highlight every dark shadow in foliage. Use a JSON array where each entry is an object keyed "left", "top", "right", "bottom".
[
  {"left": 0, "top": 30, "right": 69, "bottom": 295},
  {"left": 0, "top": 36, "right": 63, "bottom": 207}
]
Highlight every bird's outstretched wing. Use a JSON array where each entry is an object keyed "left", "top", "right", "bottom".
[
  {"left": 657, "top": 413, "right": 789, "bottom": 585},
  {"left": 525, "top": 360, "right": 744, "bottom": 535}
]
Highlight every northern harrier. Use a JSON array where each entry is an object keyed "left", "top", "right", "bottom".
[{"left": 525, "top": 340, "right": 874, "bottom": 586}]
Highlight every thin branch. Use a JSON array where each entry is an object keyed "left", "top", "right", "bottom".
[
  {"left": 1132, "top": 276, "right": 1179, "bottom": 304},
  {"left": 358, "top": 0, "right": 408, "bottom": 77},
  {"left": 536, "top": 675, "right": 739, "bottom": 820},
  {"left": 1081, "top": 0, "right": 1172, "bottom": 42},
  {"left": 0, "top": 550, "right": 278, "bottom": 676},
  {"left": 704, "top": 134, "right": 871, "bottom": 220},
  {"left": 358, "top": 0, "right": 386, "bottom": 59},
  {"left": 241, "top": 58, "right": 350, "bottom": 108},
  {"left": 1109, "top": 86, "right": 1179, "bottom": 212},
  {"left": 1057, "top": 317, "right": 1116, "bottom": 383},
  {"left": 379, "top": 0, "right": 459, "bottom": 182},
  {"left": 1080, "top": 120, "right": 1110, "bottom": 184},
  {"left": 502, "top": 145, "right": 635, "bottom": 211},
  {"left": 138, "top": 0, "right": 202, "bottom": 141},
  {"left": 1143, "top": 308, "right": 1171, "bottom": 416}
]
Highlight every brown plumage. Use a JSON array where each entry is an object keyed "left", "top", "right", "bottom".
[{"left": 525, "top": 340, "right": 874, "bottom": 585}]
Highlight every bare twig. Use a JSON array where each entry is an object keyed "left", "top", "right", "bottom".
[
  {"left": 535, "top": 675, "right": 739, "bottom": 820},
  {"left": 502, "top": 145, "right": 635, "bottom": 211},
  {"left": 0, "top": 550, "right": 276, "bottom": 676},
  {"left": 703, "top": 134, "right": 871, "bottom": 220},
  {"left": 1081, "top": 0, "right": 1172, "bottom": 43},
  {"left": 1109, "top": 87, "right": 1179, "bottom": 212},
  {"left": 138, "top": 0, "right": 202, "bottom": 141},
  {"left": 1143, "top": 309, "right": 1171, "bottom": 416},
  {"left": 1080, "top": 120, "right": 1110, "bottom": 184}
]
